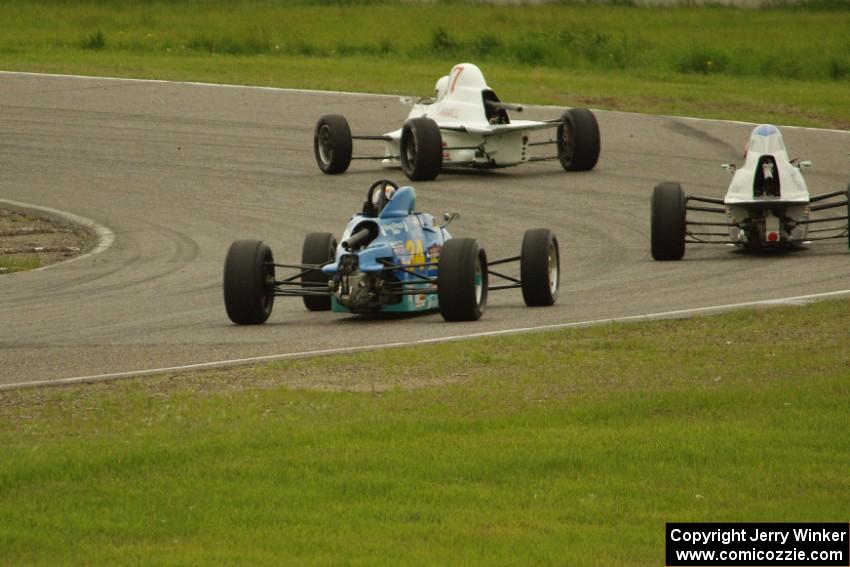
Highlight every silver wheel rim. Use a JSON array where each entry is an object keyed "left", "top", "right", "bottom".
[
  {"left": 405, "top": 133, "right": 417, "bottom": 168},
  {"left": 474, "top": 255, "right": 483, "bottom": 306},
  {"left": 261, "top": 257, "right": 274, "bottom": 314},
  {"left": 561, "top": 121, "right": 573, "bottom": 161},
  {"left": 547, "top": 241, "right": 558, "bottom": 296},
  {"left": 318, "top": 124, "right": 333, "bottom": 164}
]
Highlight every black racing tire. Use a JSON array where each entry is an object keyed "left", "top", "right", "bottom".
[
  {"left": 223, "top": 240, "right": 275, "bottom": 325},
  {"left": 400, "top": 116, "right": 443, "bottom": 181},
  {"left": 557, "top": 108, "right": 601, "bottom": 172},
  {"left": 301, "top": 232, "right": 337, "bottom": 311},
  {"left": 520, "top": 228, "right": 560, "bottom": 307},
  {"left": 314, "top": 114, "right": 352, "bottom": 174},
  {"left": 438, "top": 238, "right": 488, "bottom": 322},
  {"left": 651, "top": 182, "right": 686, "bottom": 261}
]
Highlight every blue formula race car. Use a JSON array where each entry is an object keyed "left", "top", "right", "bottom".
[{"left": 223, "top": 180, "right": 560, "bottom": 323}]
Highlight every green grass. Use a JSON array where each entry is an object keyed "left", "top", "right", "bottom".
[
  {"left": 0, "top": 255, "right": 41, "bottom": 273},
  {"left": 2, "top": 300, "right": 848, "bottom": 565},
  {"left": 1, "top": 1, "right": 849, "bottom": 127}
]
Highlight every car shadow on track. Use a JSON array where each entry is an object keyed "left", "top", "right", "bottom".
[{"left": 669, "top": 244, "right": 850, "bottom": 262}]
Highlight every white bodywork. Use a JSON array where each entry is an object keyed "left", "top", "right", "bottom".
[
  {"left": 723, "top": 124, "right": 810, "bottom": 245},
  {"left": 382, "top": 63, "right": 557, "bottom": 168}
]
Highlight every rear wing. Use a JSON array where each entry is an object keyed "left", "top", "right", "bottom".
[{"left": 440, "top": 120, "right": 560, "bottom": 138}]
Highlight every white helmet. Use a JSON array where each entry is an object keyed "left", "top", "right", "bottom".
[{"left": 434, "top": 75, "right": 450, "bottom": 101}]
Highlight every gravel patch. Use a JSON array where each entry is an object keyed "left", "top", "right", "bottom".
[{"left": 0, "top": 208, "right": 91, "bottom": 274}]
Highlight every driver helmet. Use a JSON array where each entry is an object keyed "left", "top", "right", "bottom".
[
  {"left": 434, "top": 75, "right": 450, "bottom": 101},
  {"left": 371, "top": 183, "right": 396, "bottom": 211}
]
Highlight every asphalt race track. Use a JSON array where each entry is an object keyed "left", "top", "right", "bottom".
[{"left": 2, "top": 72, "right": 849, "bottom": 387}]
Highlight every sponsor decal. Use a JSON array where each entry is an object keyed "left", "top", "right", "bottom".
[
  {"left": 384, "top": 221, "right": 407, "bottom": 236},
  {"left": 427, "top": 243, "right": 442, "bottom": 261}
]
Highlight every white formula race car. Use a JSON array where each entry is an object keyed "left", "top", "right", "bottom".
[
  {"left": 651, "top": 124, "right": 849, "bottom": 260},
  {"left": 313, "top": 63, "right": 601, "bottom": 181}
]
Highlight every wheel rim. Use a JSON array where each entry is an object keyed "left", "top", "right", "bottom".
[
  {"left": 560, "top": 121, "right": 574, "bottom": 162},
  {"left": 405, "top": 133, "right": 417, "bottom": 168},
  {"left": 318, "top": 124, "right": 333, "bottom": 164},
  {"left": 474, "top": 255, "right": 483, "bottom": 306},
  {"left": 547, "top": 241, "right": 559, "bottom": 296},
  {"left": 260, "top": 258, "right": 274, "bottom": 314}
]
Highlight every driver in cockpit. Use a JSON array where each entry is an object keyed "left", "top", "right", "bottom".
[
  {"left": 363, "top": 181, "right": 397, "bottom": 216},
  {"left": 372, "top": 182, "right": 396, "bottom": 212}
]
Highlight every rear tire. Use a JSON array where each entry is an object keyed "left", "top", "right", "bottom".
[
  {"left": 400, "top": 117, "right": 443, "bottom": 181},
  {"left": 557, "top": 108, "right": 600, "bottom": 172},
  {"left": 301, "top": 232, "right": 336, "bottom": 311},
  {"left": 438, "top": 238, "right": 487, "bottom": 322},
  {"left": 651, "top": 182, "right": 686, "bottom": 261},
  {"left": 314, "top": 114, "right": 352, "bottom": 174},
  {"left": 521, "top": 228, "right": 560, "bottom": 307},
  {"left": 223, "top": 240, "right": 275, "bottom": 325}
]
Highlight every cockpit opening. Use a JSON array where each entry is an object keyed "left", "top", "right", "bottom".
[
  {"left": 482, "top": 89, "right": 510, "bottom": 125},
  {"left": 753, "top": 155, "right": 781, "bottom": 197}
]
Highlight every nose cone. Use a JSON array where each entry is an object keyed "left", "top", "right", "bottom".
[{"left": 747, "top": 124, "right": 787, "bottom": 157}]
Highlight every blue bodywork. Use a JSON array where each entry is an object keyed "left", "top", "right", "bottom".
[{"left": 321, "top": 186, "right": 451, "bottom": 313}]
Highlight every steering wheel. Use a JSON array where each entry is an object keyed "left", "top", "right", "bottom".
[{"left": 364, "top": 179, "right": 399, "bottom": 216}]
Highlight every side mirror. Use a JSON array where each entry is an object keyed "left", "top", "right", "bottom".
[
  {"left": 442, "top": 212, "right": 460, "bottom": 228},
  {"left": 799, "top": 160, "right": 812, "bottom": 168},
  {"left": 721, "top": 163, "right": 737, "bottom": 173}
]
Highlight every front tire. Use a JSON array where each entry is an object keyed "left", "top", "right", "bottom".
[
  {"left": 223, "top": 240, "right": 275, "bottom": 325},
  {"left": 400, "top": 117, "right": 443, "bottom": 181},
  {"left": 651, "top": 182, "right": 686, "bottom": 261},
  {"left": 314, "top": 114, "right": 352, "bottom": 174},
  {"left": 438, "top": 238, "right": 488, "bottom": 322},
  {"left": 557, "top": 108, "right": 600, "bottom": 172},
  {"left": 302, "top": 232, "right": 337, "bottom": 311},
  {"left": 521, "top": 229, "right": 560, "bottom": 307}
]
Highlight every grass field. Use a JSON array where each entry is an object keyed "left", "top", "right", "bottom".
[
  {"left": 1, "top": 1, "right": 849, "bottom": 127},
  {"left": 0, "top": 255, "right": 40, "bottom": 274},
  {"left": 1, "top": 300, "right": 849, "bottom": 565}
]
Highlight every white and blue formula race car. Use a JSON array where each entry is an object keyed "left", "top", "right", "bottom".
[
  {"left": 313, "top": 63, "right": 601, "bottom": 181},
  {"left": 651, "top": 124, "right": 850, "bottom": 260},
  {"left": 223, "top": 180, "right": 560, "bottom": 324}
]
